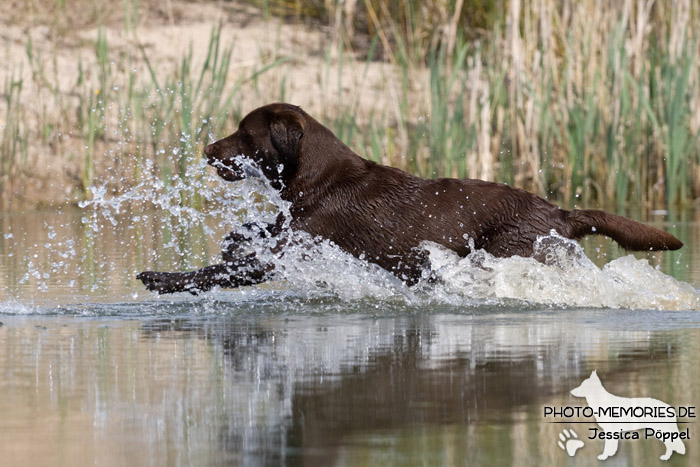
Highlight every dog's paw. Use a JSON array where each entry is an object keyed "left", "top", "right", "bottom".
[
  {"left": 137, "top": 271, "right": 199, "bottom": 295},
  {"left": 557, "top": 428, "right": 584, "bottom": 457},
  {"left": 136, "top": 271, "right": 174, "bottom": 293}
]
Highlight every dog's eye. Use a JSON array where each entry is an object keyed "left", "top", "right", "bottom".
[{"left": 245, "top": 133, "right": 260, "bottom": 149}]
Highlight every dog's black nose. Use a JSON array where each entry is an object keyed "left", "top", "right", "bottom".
[{"left": 203, "top": 144, "right": 214, "bottom": 157}]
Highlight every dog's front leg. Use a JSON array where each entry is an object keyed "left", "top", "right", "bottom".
[
  {"left": 137, "top": 215, "right": 285, "bottom": 294},
  {"left": 221, "top": 217, "right": 285, "bottom": 261},
  {"left": 598, "top": 437, "right": 619, "bottom": 460},
  {"left": 137, "top": 253, "right": 269, "bottom": 294}
]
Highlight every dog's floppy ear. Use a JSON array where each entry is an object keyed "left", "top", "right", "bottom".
[{"left": 270, "top": 109, "right": 304, "bottom": 160}]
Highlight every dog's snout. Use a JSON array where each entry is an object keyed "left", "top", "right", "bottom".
[{"left": 203, "top": 144, "right": 215, "bottom": 157}]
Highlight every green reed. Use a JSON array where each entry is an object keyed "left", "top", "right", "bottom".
[
  {"left": 1, "top": 69, "right": 28, "bottom": 203},
  {"left": 646, "top": 39, "right": 697, "bottom": 205}
]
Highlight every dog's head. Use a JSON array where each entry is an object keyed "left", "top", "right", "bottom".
[
  {"left": 570, "top": 370, "right": 602, "bottom": 398},
  {"left": 204, "top": 103, "right": 306, "bottom": 189}
]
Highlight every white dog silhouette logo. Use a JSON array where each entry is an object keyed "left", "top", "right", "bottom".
[{"left": 570, "top": 370, "right": 686, "bottom": 461}]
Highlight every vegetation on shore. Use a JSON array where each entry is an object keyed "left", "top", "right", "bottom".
[{"left": 1, "top": 0, "right": 699, "bottom": 211}]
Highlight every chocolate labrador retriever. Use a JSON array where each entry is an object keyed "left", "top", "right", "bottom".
[{"left": 137, "top": 103, "right": 682, "bottom": 294}]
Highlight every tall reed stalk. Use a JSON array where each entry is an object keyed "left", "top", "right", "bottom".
[{"left": 1, "top": 70, "right": 28, "bottom": 202}]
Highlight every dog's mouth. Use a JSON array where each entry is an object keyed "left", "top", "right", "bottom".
[
  {"left": 216, "top": 164, "right": 243, "bottom": 181},
  {"left": 207, "top": 156, "right": 263, "bottom": 181},
  {"left": 206, "top": 157, "right": 243, "bottom": 181}
]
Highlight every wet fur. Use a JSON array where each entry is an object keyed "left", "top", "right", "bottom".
[{"left": 138, "top": 103, "right": 683, "bottom": 293}]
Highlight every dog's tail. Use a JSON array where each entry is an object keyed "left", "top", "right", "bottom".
[{"left": 566, "top": 209, "right": 683, "bottom": 251}]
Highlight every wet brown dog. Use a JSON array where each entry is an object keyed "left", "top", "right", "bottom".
[{"left": 137, "top": 103, "right": 682, "bottom": 294}]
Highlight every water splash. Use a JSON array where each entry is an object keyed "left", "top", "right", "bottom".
[
  {"left": 2, "top": 152, "right": 698, "bottom": 311},
  {"left": 422, "top": 233, "right": 699, "bottom": 310}
]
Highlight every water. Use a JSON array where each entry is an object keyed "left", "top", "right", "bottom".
[{"left": 1, "top": 163, "right": 700, "bottom": 465}]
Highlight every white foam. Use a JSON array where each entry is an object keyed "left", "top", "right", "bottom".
[{"left": 421, "top": 233, "right": 699, "bottom": 310}]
